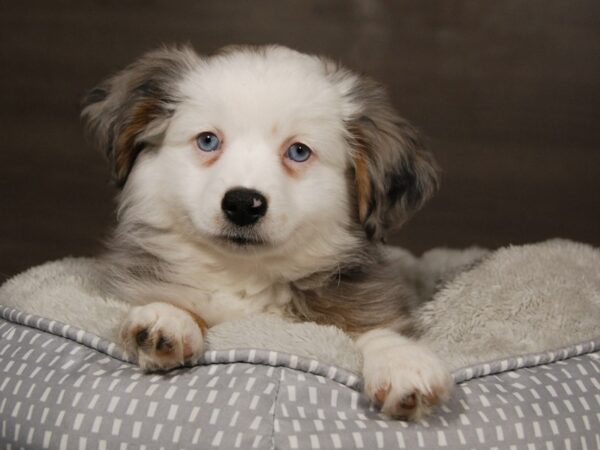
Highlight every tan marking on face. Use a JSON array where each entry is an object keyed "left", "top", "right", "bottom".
[
  {"left": 200, "top": 153, "right": 220, "bottom": 167},
  {"left": 115, "top": 99, "right": 165, "bottom": 183},
  {"left": 353, "top": 149, "right": 372, "bottom": 222},
  {"left": 271, "top": 123, "right": 279, "bottom": 136},
  {"left": 282, "top": 160, "right": 300, "bottom": 178},
  {"left": 349, "top": 125, "right": 373, "bottom": 223}
]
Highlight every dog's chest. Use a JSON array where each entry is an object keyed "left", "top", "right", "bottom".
[
  {"left": 173, "top": 268, "right": 294, "bottom": 326},
  {"left": 202, "top": 286, "right": 291, "bottom": 325}
]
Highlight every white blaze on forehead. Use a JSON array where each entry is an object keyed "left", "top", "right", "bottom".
[
  {"left": 140, "top": 45, "right": 359, "bottom": 261},
  {"left": 169, "top": 47, "right": 351, "bottom": 168}
]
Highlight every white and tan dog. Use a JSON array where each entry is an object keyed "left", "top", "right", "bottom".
[{"left": 82, "top": 45, "right": 452, "bottom": 420}]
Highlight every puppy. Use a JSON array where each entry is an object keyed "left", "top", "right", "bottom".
[{"left": 82, "top": 45, "right": 453, "bottom": 420}]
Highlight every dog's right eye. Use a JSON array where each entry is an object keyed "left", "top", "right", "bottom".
[{"left": 196, "top": 132, "right": 221, "bottom": 152}]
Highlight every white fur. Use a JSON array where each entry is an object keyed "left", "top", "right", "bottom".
[
  {"left": 85, "top": 46, "right": 452, "bottom": 418},
  {"left": 121, "top": 302, "right": 205, "bottom": 370},
  {"left": 114, "top": 48, "right": 362, "bottom": 325},
  {"left": 356, "top": 329, "right": 453, "bottom": 420}
]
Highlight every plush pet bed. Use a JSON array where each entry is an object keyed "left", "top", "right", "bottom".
[{"left": 1, "top": 239, "right": 599, "bottom": 448}]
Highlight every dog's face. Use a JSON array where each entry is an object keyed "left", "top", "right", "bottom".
[
  {"left": 160, "top": 49, "right": 355, "bottom": 251},
  {"left": 83, "top": 45, "right": 438, "bottom": 263}
]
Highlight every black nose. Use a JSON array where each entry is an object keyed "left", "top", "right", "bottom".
[{"left": 221, "top": 188, "right": 268, "bottom": 227}]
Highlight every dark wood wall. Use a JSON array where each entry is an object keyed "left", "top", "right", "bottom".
[{"left": 1, "top": 1, "right": 599, "bottom": 280}]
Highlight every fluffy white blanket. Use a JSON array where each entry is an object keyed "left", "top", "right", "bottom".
[{"left": 1, "top": 239, "right": 598, "bottom": 373}]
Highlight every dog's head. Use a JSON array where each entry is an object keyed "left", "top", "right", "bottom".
[{"left": 82, "top": 45, "right": 437, "bottom": 261}]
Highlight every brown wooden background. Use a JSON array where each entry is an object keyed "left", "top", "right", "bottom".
[{"left": 1, "top": 1, "right": 599, "bottom": 281}]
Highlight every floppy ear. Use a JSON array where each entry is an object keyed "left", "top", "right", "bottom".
[
  {"left": 343, "top": 76, "right": 439, "bottom": 241},
  {"left": 81, "top": 45, "right": 199, "bottom": 187}
]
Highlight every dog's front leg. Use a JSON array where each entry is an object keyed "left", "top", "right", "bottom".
[
  {"left": 120, "top": 302, "right": 207, "bottom": 371},
  {"left": 355, "top": 328, "right": 453, "bottom": 420}
]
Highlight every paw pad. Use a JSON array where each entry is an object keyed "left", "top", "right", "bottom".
[
  {"left": 373, "top": 384, "right": 391, "bottom": 407},
  {"left": 135, "top": 328, "right": 149, "bottom": 347},
  {"left": 398, "top": 392, "right": 417, "bottom": 410},
  {"left": 121, "top": 303, "right": 206, "bottom": 371},
  {"left": 155, "top": 334, "right": 173, "bottom": 353}
]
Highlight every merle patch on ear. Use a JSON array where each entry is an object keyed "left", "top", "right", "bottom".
[
  {"left": 343, "top": 76, "right": 439, "bottom": 241},
  {"left": 81, "top": 46, "right": 199, "bottom": 187}
]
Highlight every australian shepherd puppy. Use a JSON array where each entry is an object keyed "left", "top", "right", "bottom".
[{"left": 82, "top": 45, "right": 453, "bottom": 420}]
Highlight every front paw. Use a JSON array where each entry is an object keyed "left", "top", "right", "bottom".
[
  {"left": 121, "top": 302, "right": 205, "bottom": 371},
  {"left": 358, "top": 330, "right": 453, "bottom": 420}
]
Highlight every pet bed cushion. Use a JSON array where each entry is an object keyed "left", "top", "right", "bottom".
[{"left": 1, "top": 239, "right": 599, "bottom": 448}]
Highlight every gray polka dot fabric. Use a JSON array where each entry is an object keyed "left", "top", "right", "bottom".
[{"left": 1, "top": 305, "right": 599, "bottom": 449}]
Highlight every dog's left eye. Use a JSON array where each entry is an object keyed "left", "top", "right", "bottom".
[
  {"left": 286, "top": 143, "right": 312, "bottom": 163},
  {"left": 196, "top": 132, "right": 221, "bottom": 152}
]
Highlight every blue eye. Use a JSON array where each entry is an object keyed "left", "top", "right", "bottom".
[
  {"left": 286, "top": 143, "right": 312, "bottom": 162},
  {"left": 196, "top": 132, "right": 220, "bottom": 152}
]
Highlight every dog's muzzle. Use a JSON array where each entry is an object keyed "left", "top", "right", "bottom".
[{"left": 221, "top": 188, "right": 268, "bottom": 227}]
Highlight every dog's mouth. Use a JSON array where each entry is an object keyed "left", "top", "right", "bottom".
[
  {"left": 215, "top": 229, "right": 267, "bottom": 248},
  {"left": 220, "top": 235, "right": 265, "bottom": 246}
]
